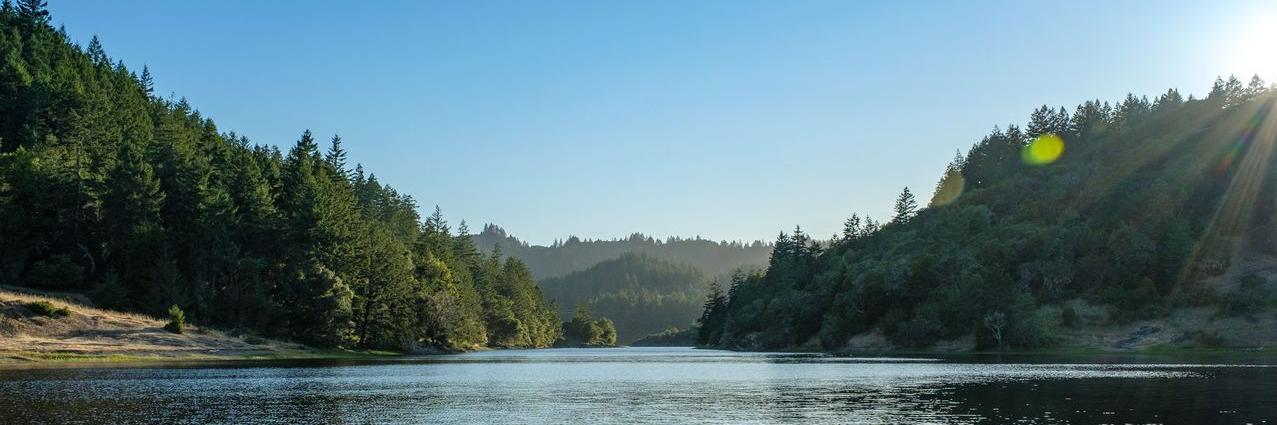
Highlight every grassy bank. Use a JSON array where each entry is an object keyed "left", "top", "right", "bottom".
[{"left": 0, "top": 287, "right": 414, "bottom": 366}]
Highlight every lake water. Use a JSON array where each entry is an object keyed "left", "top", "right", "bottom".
[{"left": 1, "top": 347, "right": 1275, "bottom": 424}]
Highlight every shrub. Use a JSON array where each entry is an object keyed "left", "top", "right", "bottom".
[
  {"left": 1221, "top": 274, "right": 1273, "bottom": 318},
  {"left": 1006, "top": 306, "right": 1061, "bottom": 349},
  {"left": 164, "top": 305, "right": 186, "bottom": 334},
  {"left": 1061, "top": 305, "right": 1079, "bottom": 328},
  {"left": 24, "top": 301, "right": 70, "bottom": 318}
]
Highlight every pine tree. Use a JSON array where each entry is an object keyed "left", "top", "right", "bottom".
[
  {"left": 324, "top": 134, "right": 348, "bottom": 179},
  {"left": 1026, "top": 105, "right": 1053, "bottom": 138},
  {"left": 140, "top": 65, "right": 153, "bottom": 96},
  {"left": 696, "top": 281, "right": 728, "bottom": 345},
  {"left": 87, "top": 35, "right": 108, "bottom": 66},
  {"left": 893, "top": 186, "right": 917, "bottom": 223},
  {"left": 16, "top": 0, "right": 47, "bottom": 24},
  {"left": 842, "top": 213, "right": 862, "bottom": 240},
  {"left": 102, "top": 141, "right": 164, "bottom": 254},
  {"left": 931, "top": 151, "right": 965, "bottom": 206},
  {"left": 1246, "top": 74, "right": 1267, "bottom": 99},
  {"left": 293, "top": 129, "right": 319, "bottom": 160}
]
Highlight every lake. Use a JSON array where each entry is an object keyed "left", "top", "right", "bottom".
[{"left": 1, "top": 347, "right": 1274, "bottom": 424}]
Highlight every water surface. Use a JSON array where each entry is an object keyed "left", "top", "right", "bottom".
[{"left": 1, "top": 347, "right": 1274, "bottom": 424}]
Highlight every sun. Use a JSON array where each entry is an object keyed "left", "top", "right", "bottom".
[{"left": 1228, "top": 13, "right": 1277, "bottom": 80}]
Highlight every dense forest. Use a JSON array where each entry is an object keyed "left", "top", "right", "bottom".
[
  {"left": 700, "top": 76, "right": 1277, "bottom": 351},
  {"left": 540, "top": 253, "right": 709, "bottom": 343},
  {"left": 0, "top": 2, "right": 561, "bottom": 351},
  {"left": 471, "top": 224, "right": 771, "bottom": 280}
]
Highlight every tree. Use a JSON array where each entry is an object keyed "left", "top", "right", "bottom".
[
  {"left": 841, "top": 214, "right": 862, "bottom": 240},
  {"left": 324, "top": 134, "right": 348, "bottom": 179},
  {"left": 696, "top": 281, "right": 728, "bottom": 346},
  {"left": 1246, "top": 74, "right": 1267, "bottom": 99},
  {"left": 87, "top": 35, "right": 108, "bottom": 65},
  {"left": 164, "top": 305, "right": 186, "bottom": 334},
  {"left": 892, "top": 186, "right": 917, "bottom": 223},
  {"left": 140, "top": 65, "right": 153, "bottom": 96},
  {"left": 0, "top": 6, "right": 568, "bottom": 351},
  {"left": 983, "top": 312, "right": 1007, "bottom": 349},
  {"left": 17, "top": 0, "right": 48, "bottom": 24},
  {"left": 287, "top": 262, "right": 354, "bottom": 347},
  {"left": 930, "top": 151, "right": 965, "bottom": 207}
]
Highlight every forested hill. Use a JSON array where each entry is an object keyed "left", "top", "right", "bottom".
[
  {"left": 699, "top": 77, "right": 1277, "bottom": 351},
  {"left": 0, "top": 2, "right": 560, "bottom": 352},
  {"left": 540, "top": 253, "right": 709, "bottom": 343},
  {"left": 471, "top": 224, "right": 772, "bottom": 280}
]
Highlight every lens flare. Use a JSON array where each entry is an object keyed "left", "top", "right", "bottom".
[
  {"left": 1022, "top": 134, "right": 1065, "bottom": 165},
  {"left": 931, "top": 170, "right": 964, "bottom": 206}
]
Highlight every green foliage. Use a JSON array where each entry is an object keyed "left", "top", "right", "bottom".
[
  {"left": 1061, "top": 305, "right": 1079, "bottom": 328},
  {"left": 560, "top": 305, "right": 617, "bottom": 347},
  {"left": 163, "top": 304, "right": 185, "bottom": 334},
  {"left": 0, "top": 8, "right": 562, "bottom": 352},
  {"left": 24, "top": 300, "right": 68, "bottom": 318},
  {"left": 695, "top": 281, "right": 728, "bottom": 346},
  {"left": 706, "top": 77, "right": 1277, "bottom": 351},
  {"left": 632, "top": 326, "right": 698, "bottom": 346},
  {"left": 1220, "top": 274, "right": 1274, "bottom": 318},
  {"left": 541, "top": 253, "right": 708, "bottom": 343}
]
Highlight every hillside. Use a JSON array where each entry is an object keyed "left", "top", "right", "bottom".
[
  {"left": 0, "top": 4, "right": 558, "bottom": 353},
  {"left": 699, "top": 77, "right": 1277, "bottom": 352},
  {"left": 471, "top": 224, "right": 771, "bottom": 280},
  {"left": 540, "top": 253, "right": 709, "bottom": 343},
  {"left": 0, "top": 287, "right": 309, "bottom": 361}
]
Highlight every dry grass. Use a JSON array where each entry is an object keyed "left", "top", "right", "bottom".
[{"left": 0, "top": 287, "right": 308, "bottom": 363}]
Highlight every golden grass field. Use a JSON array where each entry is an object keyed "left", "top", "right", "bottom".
[{"left": 0, "top": 286, "right": 314, "bottom": 363}]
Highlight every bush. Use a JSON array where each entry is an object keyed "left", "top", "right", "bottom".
[
  {"left": 1220, "top": 274, "right": 1273, "bottom": 318},
  {"left": 164, "top": 305, "right": 186, "bottom": 334},
  {"left": 24, "top": 301, "right": 70, "bottom": 318},
  {"left": 1061, "top": 305, "right": 1079, "bottom": 328},
  {"left": 1006, "top": 306, "right": 1061, "bottom": 349}
]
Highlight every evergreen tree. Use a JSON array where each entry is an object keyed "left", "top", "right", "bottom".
[
  {"left": 696, "top": 281, "right": 728, "bottom": 345},
  {"left": 140, "top": 65, "right": 153, "bottom": 96},
  {"left": 324, "top": 134, "right": 348, "bottom": 179},
  {"left": 841, "top": 213, "right": 862, "bottom": 240},
  {"left": 892, "top": 186, "right": 917, "bottom": 223},
  {"left": 16, "top": 0, "right": 47, "bottom": 24}
]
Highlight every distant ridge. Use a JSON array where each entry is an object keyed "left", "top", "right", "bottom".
[{"left": 470, "top": 224, "right": 772, "bottom": 280}]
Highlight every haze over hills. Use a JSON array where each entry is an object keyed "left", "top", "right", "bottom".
[
  {"left": 470, "top": 224, "right": 772, "bottom": 280},
  {"left": 700, "top": 78, "right": 1277, "bottom": 352},
  {"left": 539, "top": 253, "right": 709, "bottom": 344}
]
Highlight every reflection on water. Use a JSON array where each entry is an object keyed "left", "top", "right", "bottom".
[{"left": 0, "top": 347, "right": 1274, "bottom": 424}]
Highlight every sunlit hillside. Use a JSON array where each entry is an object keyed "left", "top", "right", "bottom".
[{"left": 700, "top": 79, "right": 1277, "bottom": 351}]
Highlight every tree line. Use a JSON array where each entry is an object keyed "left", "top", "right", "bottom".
[
  {"left": 0, "top": 1, "right": 560, "bottom": 351},
  {"left": 472, "top": 224, "right": 772, "bottom": 280},
  {"left": 700, "top": 74, "right": 1277, "bottom": 350},
  {"left": 539, "top": 252, "right": 709, "bottom": 343}
]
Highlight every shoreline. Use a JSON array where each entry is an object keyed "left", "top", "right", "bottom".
[
  {"left": 692, "top": 344, "right": 1277, "bottom": 363},
  {"left": 3, "top": 345, "right": 1275, "bottom": 368},
  {"left": 0, "top": 348, "right": 408, "bottom": 368}
]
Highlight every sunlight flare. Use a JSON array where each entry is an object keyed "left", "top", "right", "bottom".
[{"left": 1022, "top": 133, "right": 1065, "bottom": 165}]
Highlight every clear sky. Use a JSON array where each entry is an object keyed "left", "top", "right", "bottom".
[{"left": 48, "top": 0, "right": 1277, "bottom": 245}]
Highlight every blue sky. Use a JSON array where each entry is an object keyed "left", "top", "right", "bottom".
[{"left": 49, "top": 0, "right": 1277, "bottom": 245}]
